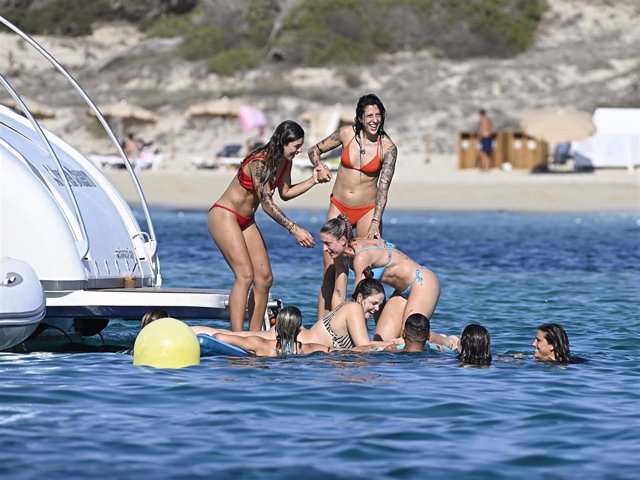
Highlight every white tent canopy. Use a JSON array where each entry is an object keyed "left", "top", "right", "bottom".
[{"left": 572, "top": 108, "right": 640, "bottom": 170}]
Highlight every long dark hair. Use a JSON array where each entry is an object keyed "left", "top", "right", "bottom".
[
  {"left": 458, "top": 324, "right": 492, "bottom": 366},
  {"left": 275, "top": 306, "right": 302, "bottom": 355},
  {"left": 538, "top": 323, "right": 573, "bottom": 363},
  {"left": 247, "top": 120, "right": 304, "bottom": 188},
  {"left": 353, "top": 93, "right": 387, "bottom": 144},
  {"left": 320, "top": 214, "right": 354, "bottom": 243}
]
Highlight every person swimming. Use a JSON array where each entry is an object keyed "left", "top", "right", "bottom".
[
  {"left": 533, "top": 323, "right": 573, "bottom": 363},
  {"left": 458, "top": 324, "right": 492, "bottom": 366}
]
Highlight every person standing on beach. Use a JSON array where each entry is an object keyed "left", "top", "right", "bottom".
[
  {"left": 209, "top": 120, "right": 327, "bottom": 332},
  {"left": 477, "top": 109, "right": 493, "bottom": 171},
  {"left": 307, "top": 93, "right": 398, "bottom": 319}
]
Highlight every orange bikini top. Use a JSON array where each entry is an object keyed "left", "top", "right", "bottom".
[
  {"left": 340, "top": 135, "right": 382, "bottom": 174},
  {"left": 237, "top": 154, "right": 290, "bottom": 192}
]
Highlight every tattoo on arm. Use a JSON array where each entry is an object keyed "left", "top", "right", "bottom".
[
  {"left": 373, "top": 145, "right": 397, "bottom": 221},
  {"left": 259, "top": 190, "right": 293, "bottom": 230},
  {"left": 250, "top": 160, "right": 266, "bottom": 190},
  {"left": 309, "top": 129, "right": 341, "bottom": 167}
]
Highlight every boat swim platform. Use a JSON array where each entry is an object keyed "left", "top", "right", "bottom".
[{"left": 45, "top": 287, "right": 231, "bottom": 320}]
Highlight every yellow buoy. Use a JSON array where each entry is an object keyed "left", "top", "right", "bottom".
[{"left": 133, "top": 317, "right": 200, "bottom": 368}]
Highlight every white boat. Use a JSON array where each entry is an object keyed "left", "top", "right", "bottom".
[{"left": 0, "top": 17, "right": 269, "bottom": 351}]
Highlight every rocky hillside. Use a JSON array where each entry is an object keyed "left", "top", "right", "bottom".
[{"left": 1, "top": 0, "right": 638, "bottom": 168}]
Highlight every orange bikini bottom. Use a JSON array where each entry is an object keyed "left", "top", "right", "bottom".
[{"left": 330, "top": 194, "right": 375, "bottom": 226}]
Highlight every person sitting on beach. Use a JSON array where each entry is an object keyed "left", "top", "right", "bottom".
[
  {"left": 319, "top": 214, "right": 449, "bottom": 348},
  {"left": 194, "top": 275, "right": 385, "bottom": 349},
  {"left": 208, "top": 120, "right": 328, "bottom": 332},
  {"left": 308, "top": 94, "right": 398, "bottom": 320},
  {"left": 214, "top": 306, "right": 330, "bottom": 357},
  {"left": 533, "top": 323, "right": 573, "bottom": 363},
  {"left": 458, "top": 324, "right": 491, "bottom": 366},
  {"left": 123, "top": 132, "right": 141, "bottom": 160}
]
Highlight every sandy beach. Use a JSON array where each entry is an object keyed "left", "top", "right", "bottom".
[{"left": 105, "top": 153, "right": 639, "bottom": 212}]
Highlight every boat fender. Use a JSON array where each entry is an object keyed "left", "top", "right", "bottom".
[{"left": 133, "top": 318, "right": 200, "bottom": 368}]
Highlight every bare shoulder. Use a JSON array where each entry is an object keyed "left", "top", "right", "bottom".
[
  {"left": 339, "top": 125, "right": 355, "bottom": 142},
  {"left": 381, "top": 135, "right": 397, "bottom": 154}
]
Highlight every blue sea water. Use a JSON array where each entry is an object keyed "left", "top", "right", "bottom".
[{"left": 1, "top": 210, "right": 639, "bottom": 479}]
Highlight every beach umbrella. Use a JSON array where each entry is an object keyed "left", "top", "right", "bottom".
[
  {"left": 2, "top": 98, "right": 56, "bottom": 119},
  {"left": 520, "top": 107, "right": 596, "bottom": 143},
  {"left": 92, "top": 101, "right": 157, "bottom": 124},
  {"left": 185, "top": 98, "right": 240, "bottom": 118}
]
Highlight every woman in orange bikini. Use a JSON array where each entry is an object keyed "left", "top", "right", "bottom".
[
  {"left": 308, "top": 94, "right": 398, "bottom": 318},
  {"left": 209, "top": 120, "right": 327, "bottom": 332}
]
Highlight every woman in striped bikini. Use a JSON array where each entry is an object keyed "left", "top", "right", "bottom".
[
  {"left": 208, "top": 120, "right": 327, "bottom": 332},
  {"left": 319, "top": 215, "right": 450, "bottom": 347},
  {"left": 194, "top": 276, "right": 385, "bottom": 350},
  {"left": 307, "top": 94, "right": 398, "bottom": 319}
]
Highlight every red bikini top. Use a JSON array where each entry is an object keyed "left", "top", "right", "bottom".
[
  {"left": 237, "top": 154, "right": 290, "bottom": 192},
  {"left": 340, "top": 135, "right": 381, "bottom": 174}
]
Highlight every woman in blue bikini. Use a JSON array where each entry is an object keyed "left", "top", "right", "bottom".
[{"left": 319, "top": 214, "right": 444, "bottom": 344}]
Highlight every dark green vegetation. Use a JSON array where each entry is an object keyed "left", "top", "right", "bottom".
[{"left": 1, "top": 0, "right": 545, "bottom": 75}]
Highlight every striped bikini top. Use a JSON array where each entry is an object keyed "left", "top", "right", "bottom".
[
  {"left": 322, "top": 302, "right": 354, "bottom": 349},
  {"left": 237, "top": 153, "right": 290, "bottom": 192}
]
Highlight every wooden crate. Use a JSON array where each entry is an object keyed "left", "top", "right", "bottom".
[
  {"left": 457, "top": 131, "right": 478, "bottom": 169},
  {"left": 505, "top": 131, "right": 548, "bottom": 169}
]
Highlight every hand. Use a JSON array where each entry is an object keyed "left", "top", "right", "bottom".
[
  {"left": 365, "top": 224, "right": 381, "bottom": 239},
  {"left": 293, "top": 226, "right": 315, "bottom": 248},
  {"left": 315, "top": 163, "right": 332, "bottom": 183}
]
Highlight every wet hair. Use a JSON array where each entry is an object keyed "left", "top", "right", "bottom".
[
  {"left": 320, "top": 214, "right": 354, "bottom": 242},
  {"left": 352, "top": 267, "right": 385, "bottom": 302},
  {"left": 403, "top": 313, "right": 430, "bottom": 344},
  {"left": 353, "top": 94, "right": 387, "bottom": 145},
  {"left": 275, "top": 306, "right": 302, "bottom": 355},
  {"left": 141, "top": 309, "right": 169, "bottom": 329},
  {"left": 538, "top": 323, "right": 573, "bottom": 363},
  {"left": 458, "top": 324, "right": 492, "bottom": 366},
  {"left": 246, "top": 120, "right": 304, "bottom": 189},
  {"left": 479, "top": 109, "right": 486, "bottom": 115}
]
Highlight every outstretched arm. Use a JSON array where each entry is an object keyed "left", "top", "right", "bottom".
[
  {"left": 332, "top": 258, "right": 349, "bottom": 309},
  {"left": 251, "top": 161, "right": 315, "bottom": 248},
  {"left": 278, "top": 161, "right": 323, "bottom": 201},
  {"left": 366, "top": 142, "right": 397, "bottom": 239},
  {"left": 345, "top": 304, "right": 372, "bottom": 346},
  {"left": 308, "top": 129, "right": 341, "bottom": 182}
]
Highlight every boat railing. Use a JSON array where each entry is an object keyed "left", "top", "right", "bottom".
[
  {"left": 0, "top": 73, "right": 90, "bottom": 258},
  {"left": 0, "top": 15, "right": 159, "bottom": 266}
]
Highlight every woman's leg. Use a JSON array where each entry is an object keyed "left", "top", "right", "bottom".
[
  {"left": 208, "top": 209, "right": 254, "bottom": 331},
  {"left": 354, "top": 208, "right": 381, "bottom": 238},
  {"left": 402, "top": 269, "right": 440, "bottom": 320},
  {"left": 374, "top": 295, "right": 406, "bottom": 340},
  {"left": 402, "top": 269, "right": 453, "bottom": 347},
  {"left": 243, "top": 224, "right": 273, "bottom": 331}
]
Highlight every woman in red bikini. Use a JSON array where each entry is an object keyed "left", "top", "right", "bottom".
[
  {"left": 307, "top": 93, "right": 398, "bottom": 318},
  {"left": 209, "top": 120, "right": 326, "bottom": 331}
]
